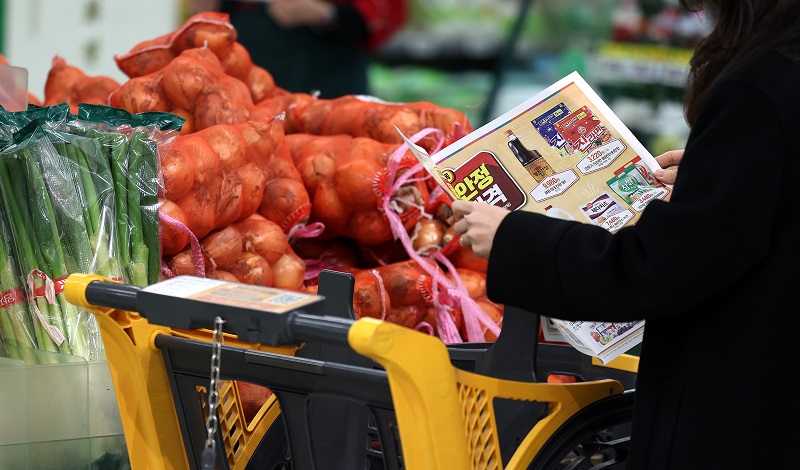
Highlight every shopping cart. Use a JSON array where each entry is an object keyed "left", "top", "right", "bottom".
[{"left": 64, "top": 270, "right": 637, "bottom": 470}]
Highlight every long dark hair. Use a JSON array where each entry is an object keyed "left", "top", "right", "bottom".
[{"left": 680, "top": 0, "right": 800, "bottom": 126}]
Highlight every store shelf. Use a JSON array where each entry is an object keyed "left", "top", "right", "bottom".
[{"left": 370, "top": 0, "right": 703, "bottom": 148}]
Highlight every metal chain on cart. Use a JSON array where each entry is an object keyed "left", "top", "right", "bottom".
[{"left": 201, "top": 316, "right": 225, "bottom": 470}]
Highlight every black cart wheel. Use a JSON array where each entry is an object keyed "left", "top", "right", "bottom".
[{"left": 527, "top": 391, "right": 635, "bottom": 470}]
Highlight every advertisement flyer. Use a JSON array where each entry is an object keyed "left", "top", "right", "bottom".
[{"left": 399, "top": 71, "right": 668, "bottom": 363}]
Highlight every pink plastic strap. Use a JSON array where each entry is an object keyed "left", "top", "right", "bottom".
[
  {"left": 302, "top": 258, "right": 342, "bottom": 281},
  {"left": 423, "top": 270, "right": 462, "bottom": 344},
  {"left": 161, "top": 260, "right": 176, "bottom": 279},
  {"left": 435, "top": 307, "right": 462, "bottom": 343},
  {"left": 414, "top": 321, "right": 435, "bottom": 336},
  {"left": 382, "top": 127, "right": 500, "bottom": 343},
  {"left": 429, "top": 185, "right": 447, "bottom": 202},
  {"left": 29, "top": 269, "right": 56, "bottom": 304},
  {"left": 384, "top": 127, "right": 445, "bottom": 188},
  {"left": 159, "top": 211, "right": 205, "bottom": 277},
  {"left": 380, "top": 128, "right": 470, "bottom": 344},
  {"left": 288, "top": 221, "right": 325, "bottom": 240},
  {"left": 433, "top": 252, "right": 500, "bottom": 341},
  {"left": 368, "top": 269, "right": 388, "bottom": 321},
  {"left": 26, "top": 270, "right": 66, "bottom": 346},
  {"left": 452, "top": 121, "right": 467, "bottom": 142}
]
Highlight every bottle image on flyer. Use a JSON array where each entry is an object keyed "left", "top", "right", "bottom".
[{"left": 505, "top": 129, "right": 555, "bottom": 183}]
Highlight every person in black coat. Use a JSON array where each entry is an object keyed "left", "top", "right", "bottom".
[{"left": 452, "top": 1, "right": 800, "bottom": 468}]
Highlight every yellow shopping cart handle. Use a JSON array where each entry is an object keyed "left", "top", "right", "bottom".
[{"left": 66, "top": 273, "right": 360, "bottom": 347}]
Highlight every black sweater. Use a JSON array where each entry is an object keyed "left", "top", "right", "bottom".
[{"left": 487, "top": 49, "right": 800, "bottom": 469}]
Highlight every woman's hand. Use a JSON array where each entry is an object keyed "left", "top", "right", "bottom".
[
  {"left": 451, "top": 199, "right": 511, "bottom": 259},
  {"left": 653, "top": 149, "right": 683, "bottom": 185}
]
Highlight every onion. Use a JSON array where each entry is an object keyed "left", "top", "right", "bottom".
[
  {"left": 475, "top": 300, "right": 503, "bottom": 342},
  {"left": 236, "top": 162, "right": 267, "bottom": 220},
  {"left": 411, "top": 218, "right": 446, "bottom": 254},
  {"left": 159, "top": 199, "right": 191, "bottom": 255},
  {"left": 209, "top": 270, "right": 241, "bottom": 283},
  {"left": 160, "top": 143, "right": 196, "bottom": 201},
  {"left": 334, "top": 158, "right": 383, "bottom": 212},
  {"left": 175, "top": 187, "right": 216, "bottom": 240},
  {"left": 219, "top": 41, "right": 251, "bottom": 81},
  {"left": 201, "top": 226, "right": 244, "bottom": 271},
  {"left": 245, "top": 65, "right": 277, "bottom": 103},
  {"left": 211, "top": 171, "right": 244, "bottom": 229},
  {"left": 234, "top": 214, "right": 288, "bottom": 264},
  {"left": 353, "top": 270, "right": 390, "bottom": 320},
  {"left": 271, "top": 250, "right": 306, "bottom": 290},
  {"left": 161, "top": 54, "right": 214, "bottom": 111},
  {"left": 202, "top": 124, "right": 247, "bottom": 171},
  {"left": 348, "top": 210, "right": 392, "bottom": 247},
  {"left": 230, "top": 251, "right": 273, "bottom": 287},
  {"left": 447, "top": 268, "right": 487, "bottom": 299},
  {"left": 167, "top": 249, "right": 208, "bottom": 277},
  {"left": 311, "top": 183, "right": 350, "bottom": 235}
]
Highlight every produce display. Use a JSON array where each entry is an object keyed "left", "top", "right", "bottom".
[
  {"left": 158, "top": 119, "right": 311, "bottom": 254},
  {"left": 113, "top": 11, "right": 277, "bottom": 105},
  {"left": 110, "top": 47, "right": 260, "bottom": 131},
  {"left": 167, "top": 213, "right": 306, "bottom": 291},
  {"left": 286, "top": 133, "right": 429, "bottom": 246},
  {"left": 0, "top": 11, "right": 506, "bottom": 369},
  {"left": 259, "top": 93, "right": 472, "bottom": 152}
]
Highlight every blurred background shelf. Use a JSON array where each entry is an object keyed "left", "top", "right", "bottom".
[
  {"left": 371, "top": 0, "right": 710, "bottom": 154},
  {"left": 0, "top": 0, "right": 709, "bottom": 155}
]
